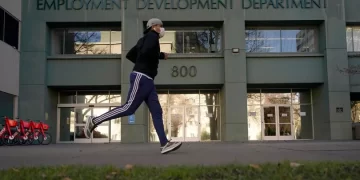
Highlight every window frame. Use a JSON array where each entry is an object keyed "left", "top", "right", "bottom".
[
  {"left": 159, "top": 26, "right": 223, "bottom": 54},
  {"left": 52, "top": 28, "right": 122, "bottom": 55},
  {"left": 0, "top": 8, "right": 4, "bottom": 41},
  {"left": 245, "top": 26, "right": 319, "bottom": 53}
]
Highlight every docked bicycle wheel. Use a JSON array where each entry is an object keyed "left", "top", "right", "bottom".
[
  {"left": 31, "top": 131, "right": 43, "bottom": 145},
  {"left": 40, "top": 132, "right": 52, "bottom": 145},
  {"left": 2, "top": 132, "right": 16, "bottom": 146}
]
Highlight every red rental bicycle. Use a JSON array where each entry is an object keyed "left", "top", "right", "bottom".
[
  {"left": 0, "top": 116, "right": 20, "bottom": 145},
  {"left": 35, "top": 121, "right": 52, "bottom": 145}
]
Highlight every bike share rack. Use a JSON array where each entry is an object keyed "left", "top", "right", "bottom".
[{"left": 0, "top": 116, "right": 52, "bottom": 146}]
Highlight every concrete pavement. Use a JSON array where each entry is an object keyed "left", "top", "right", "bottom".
[{"left": 0, "top": 141, "right": 360, "bottom": 169}]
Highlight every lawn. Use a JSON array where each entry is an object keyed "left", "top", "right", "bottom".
[{"left": 0, "top": 161, "right": 359, "bottom": 180}]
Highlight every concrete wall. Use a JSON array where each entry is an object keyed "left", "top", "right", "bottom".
[
  {"left": 0, "top": 41, "right": 20, "bottom": 95},
  {"left": 349, "top": 57, "right": 360, "bottom": 92},
  {"left": 247, "top": 56, "right": 324, "bottom": 84},
  {"left": 19, "top": 0, "right": 357, "bottom": 142},
  {"left": 47, "top": 57, "right": 122, "bottom": 86}
]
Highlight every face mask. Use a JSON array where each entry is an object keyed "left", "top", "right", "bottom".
[{"left": 159, "top": 27, "right": 165, "bottom": 38}]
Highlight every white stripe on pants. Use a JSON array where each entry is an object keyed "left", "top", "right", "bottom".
[{"left": 93, "top": 73, "right": 142, "bottom": 124}]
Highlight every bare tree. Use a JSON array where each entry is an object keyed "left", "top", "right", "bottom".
[{"left": 67, "top": 31, "right": 109, "bottom": 55}]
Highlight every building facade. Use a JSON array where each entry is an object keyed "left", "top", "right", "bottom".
[
  {"left": 0, "top": 0, "right": 21, "bottom": 121},
  {"left": 16, "top": 0, "right": 360, "bottom": 144}
]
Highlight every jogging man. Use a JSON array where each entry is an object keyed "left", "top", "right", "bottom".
[{"left": 84, "top": 18, "right": 182, "bottom": 154}]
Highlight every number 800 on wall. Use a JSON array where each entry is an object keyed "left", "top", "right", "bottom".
[{"left": 171, "top": 66, "right": 197, "bottom": 77}]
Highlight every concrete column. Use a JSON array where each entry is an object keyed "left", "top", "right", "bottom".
[
  {"left": 223, "top": 12, "right": 248, "bottom": 141},
  {"left": 19, "top": 9, "right": 58, "bottom": 142},
  {"left": 323, "top": 0, "right": 352, "bottom": 140},
  {"left": 120, "top": 0, "right": 148, "bottom": 143}
]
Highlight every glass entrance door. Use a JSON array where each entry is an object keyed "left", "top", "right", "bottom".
[
  {"left": 74, "top": 107, "right": 91, "bottom": 143},
  {"left": 262, "top": 105, "right": 294, "bottom": 140},
  {"left": 168, "top": 106, "right": 200, "bottom": 142},
  {"left": 91, "top": 107, "right": 110, "bottom": 143},
  {"left": 184, "top": 106, "right": 200, "bottom": 141},
  {"left": 169, "top": 106, "right": 184, "bottom": 142},
  {"left": 73, "top": 107, "right": 111, "bottom": 143},
  {"left": 278, "top": 106, "right": 293, "bottom": 140}
]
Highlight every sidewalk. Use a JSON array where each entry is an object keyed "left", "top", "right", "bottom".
[{"left": 0, "top": 141, "right": 360, "bottom": 169}]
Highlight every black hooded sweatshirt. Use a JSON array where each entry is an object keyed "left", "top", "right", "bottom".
[{"left": 126, "top": 29, "right": 165, "bottom": 79}]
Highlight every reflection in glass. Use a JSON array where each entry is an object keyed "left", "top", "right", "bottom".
[
  {"left": 149, "top": 93, "right": 168, "bottom": 142},
  {"left": 200, "top": 90, "right": 220, "bottom": 105},
  {"left": 55, "top": 29, "right": 121, "bottom": 55},
  {"left": 170, "top": 107, "right": 184, "bottom": 138},
  {"left": 75, "top": 126, "right": 86, "bottom": 139},
  {"left": 109, "top": 91, "right": 121, "bottom": 103},
  {"left": 291, "top": 89, "right": 311, "bottom": 104},
  {"left": 261, "top": 89, "right": 291, "bottom": 104},
  {"left": 282, "top": 29, "right": 315, "bottom": 52},
  {"left": 278, "top": 106, "right": 291, "bottom": 123},
  {"left": 111, "top": 31, "right": 122, "bottom": 54},
  {"left": 265, "top": 124, "right": 276, "bottom": 136},
  {"left": 293, "top": 105, "right": 313, "bottom": 139},
  {"left": 185, "top": 107, "right": 199, "bottom": 139},
  {"left": 353, "top": 27, "right": 360, "bottom": 52},
  {"left": 75, "top": 107, "right": 91, "bottom": 124},
  {"left": 247, "top": 89, "right": 261, "bottom": 105},
  {"left": 52, "top": 29, "right": 64, "bottom": 54},
  {"left": 169, "top": 91, "right": 200, "bottom": 106},
  {"left": 346, "top": 27, "right": 353, "bottom": 52},
  {"left": 59, "top": 108, "right": 75, "bottom": 141},
  {"left": 93, "top": 126, "right": 109, "bottom": 139},
  {"left": 159, "top": 28, "right": 221, "bottom": 54},
  {"left": 263, "top": 106, "right": 276, "bottom": 123},
  {"left": 59, "top": 91, "right": 76, "bottom": 104},
  {"left": 77, "top": 91, "right": 110, "bottom": 104},
  {"left": 279, "top": 124, "right": 291, "bottom": 136},
  {"left": 245, "top": 28, "right": 317, "bottom": 52},
  {"left": 257, "top": 30, "right": 281, "bottom": 52},
  {"left": 110, "top": 107, "right": 121, "bottom": 141},
  {"left": 247, "top": 105, "right": 261, "bottom": 140},
  {"left": 200, "top": 106, "right": 220, "bottom": 141},
  {"left": 351, "top": 101, "right": 360, "bottom": 123}
]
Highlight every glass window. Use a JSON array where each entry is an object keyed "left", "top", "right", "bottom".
[
  {"left": 76, "top": 91, "right": 110, "bottom": 104},
  {"left": 109, "top": 91, "right": 121, "bottom": 103},
  {"left": 246, "top": 27, "right": 317, "bottom": 53},
  {"left": 351, "top": 101, "right": 360, "bottom": 123},
  {"left": 200, "top": 106, "right": 220, "bottom": 140},
  {"left": 160, "top": 28, "right": 222, "bottom": 54},
  {"left": 0, "top": 8, "right": 4, "bottom": 41},
  {"left": 59, "top": 91, "right": 76, "bottom": 104},
  {"left": 354, "top": 28, "right": 360, "bottom": 52},
  {"left": 247, "top": 89, "right": 261, "bottom": 105},
  {"left": 52, "top": 29, "right": 64, "bottom": 54},
  {"left": 4, "top": 12, "right": 19, "bottom": 49},
  {"left": 347, "top": 26, "right": 360, "bottom": 52},
  {"left": 55, "top": 28, "right": 121, "bottom": 55},
  {"left": 261, "top": 89, "right": 292, "bottom": 104},
  {"left": 291, "top": 89, "right": 311, "bottom": 104},
  {"left": 200, "top": 90, "right": 220, "bottom": 106},
  {"left": 59, "top": 108, "right": 75, "bottom": 142},
  {"left": 346, "top": 27, "right": 353, "bottom": 52},
  {"left": 247, "top": 105, "right": 261, "bottom": 140},
  {"left": 169, "top": 90, "right": 200, "bottom": 106},
  {"left": 293, "top": 105, "right": 313, "bottom": 139}
]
